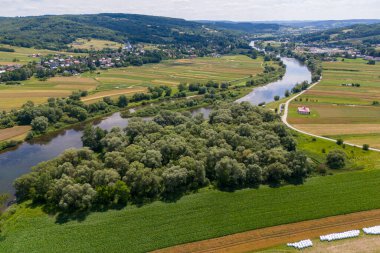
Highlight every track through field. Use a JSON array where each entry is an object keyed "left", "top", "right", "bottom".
[{"left": 153, "top": 209, "right": 380, "bottom": 253}]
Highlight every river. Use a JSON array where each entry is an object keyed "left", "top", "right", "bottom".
[{"left": 0, "top": 57, "right": 311, "bottom": 197}]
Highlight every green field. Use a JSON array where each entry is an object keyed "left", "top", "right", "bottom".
[
  {"left": 70, "top": 39, "right": 123, "bottom": 50},
  {"left": 288, "top": 58, "right": 380, "bottom": 148},
  {"left": 2, "top": 167, "right": 380, "bottom": 253},
  {"left": 294, "top": 131, "right": 380, "bottom": 170}
]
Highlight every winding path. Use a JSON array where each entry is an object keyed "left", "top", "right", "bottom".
[{"left": 281, "top": 77, "right": 380, "bottom": 152}]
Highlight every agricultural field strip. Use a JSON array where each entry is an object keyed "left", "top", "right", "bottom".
[
  {"left": 155, "top": 209, "right": 380, "bottom": 253},
  {"left": 282, "top": 77, "right": 380, "bottom": 152},
  {"left": 0, "top": 56, "right": 262, "bottom": 111}
]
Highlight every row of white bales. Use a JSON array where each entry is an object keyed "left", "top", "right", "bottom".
[{"left": 287, "top": 225, "right": 380, "bottom": 250}]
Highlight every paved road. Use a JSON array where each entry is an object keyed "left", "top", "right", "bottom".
[{"left": 281, "top": 77, "right": 380, "bottom": 152}]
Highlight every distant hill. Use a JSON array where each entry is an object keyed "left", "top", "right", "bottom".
[
  {"left": 296, "top": 23, "right": 380, "bottom": 44},
  {"left": 197, "top": 21, "right": 282, "bottom": 33},
  {"left": 273, "top": 19, "right": 380, "bottom": 29},
  {"left": 0, "top": 13, "right": 244, "bottom": 50}
]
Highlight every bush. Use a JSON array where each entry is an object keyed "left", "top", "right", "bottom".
[
  {"left": 326, "top": 150, "right": 346, "bottom": 169},
  {"left": 336, "top": 138, "right": 344, "bottom": 145},
  {"left": 31, "top": 116, "right": 49, "bottom": 133},
  {"left": 274, "top": 95, "right": 280, "bottom": 101},
  {"left": 363, "top": 144, "right": 370, "bottom": 151}
]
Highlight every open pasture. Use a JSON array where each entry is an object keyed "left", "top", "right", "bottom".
[
  {"left": 288, "top": 58, "right": 380, "bottom": 148},
  {"left": 70, "top": 39, "right": 123, "bottom": 50},
  {"left": 86, "top": 55, "right": 263, "bottom": 92}
]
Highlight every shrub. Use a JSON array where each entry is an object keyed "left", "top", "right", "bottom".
[
  {"left": 363, "top": 144, "right": 370, "bottom": 151},
  {"left": 326, "top": 150, "right": 346, "bottom": 169},
  {"left": 336, "top": 138, "right": 344, "bottom": 145},
  {"left": 31, "top": 116, "right": 49, "bottom": 133}
]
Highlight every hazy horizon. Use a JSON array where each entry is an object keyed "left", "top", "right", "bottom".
[{"left": 0, "top": 0, "right": 379, "bottom": 21}]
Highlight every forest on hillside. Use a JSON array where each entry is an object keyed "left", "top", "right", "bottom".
[{"left": 0, "top": 13, "right": 247, "bottom": 50}]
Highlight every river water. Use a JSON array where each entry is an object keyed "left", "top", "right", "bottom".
[{"left": 0, "top": 57, "right": 311, "bottom": 196}]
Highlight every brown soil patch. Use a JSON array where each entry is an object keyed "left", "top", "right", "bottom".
[
  {"left": 293, "top": 124, "right": 380, "bottom": 136},
  {"left": 0, "top": 126, "right": 30, "bottom": 142},
  {"left": 153, "top": 209, "right": 380, "bottom": 253},
  {"left": 303, "top": 236, "right": 380, "bottom": 253}
]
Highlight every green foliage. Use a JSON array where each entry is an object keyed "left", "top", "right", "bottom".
[
  {"left": 0, "top": 14, "right": 248, "bottom": 52},
  {"left": 13, "top": 103, "right": 312, "bottom": 212},
  {"left": 326, "top": 149, "right": 346, "bottom": 169},
  {"left": 31, "top": 116, "right": 49, "bottom": 133},
  {"left": 367, "top": 59, "right": 376, "bottom": 65},
  {"left": 297, "top": 23, "right": 380, "bottom": 44}
]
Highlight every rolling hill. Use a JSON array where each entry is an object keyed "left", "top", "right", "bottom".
[
  {"left": 0, "top": 13, "right": 244, "bottom": 50},
  {"left": 197, "top": 21, "right": 282, "bottom": 33},
  {"left": 297, "top": 22, "right": 380, "bottom": 44}
]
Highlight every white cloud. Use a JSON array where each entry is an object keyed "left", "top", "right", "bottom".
[{"left": 0, "top": 0, "right": 379, "bottom": 21}]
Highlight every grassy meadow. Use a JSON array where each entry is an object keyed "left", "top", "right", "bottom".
[
  {"left": 69, "top": 39, "right": 123, "bottom": 50},
  {"left": 3, "top": 168, "right": 380, "bottom": 252},
  {"left": 288, "top": 58, "right": 380, "bottom": 148}
]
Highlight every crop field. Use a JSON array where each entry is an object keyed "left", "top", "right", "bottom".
[
  {"left": 69, "top": 39, "right": 123, "bottom": 50},
  {"left": 85, "top": 55, "right": 263, "bottom": 93},
  {"left": 0, "top": 76, "right": 98, "bottom": 111},
  {"left": 287, "top": 58, "right": 380, "bottom": 148},
  {"left": 0, "top": 55, "right": 263, "bottom": 111},
  {"left": 0, "top": 44, "right": 82, "bottom": 65},
  {"left": 3, "top": 168, "right": 380, "bottom": 253}
]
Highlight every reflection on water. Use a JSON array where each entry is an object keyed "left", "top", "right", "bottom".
[
  {"left": 237, "top": 58, "right": 312, "bottom": 105},
  {"left": 0, "top": 58, "right": 311, "bottom": 196}
]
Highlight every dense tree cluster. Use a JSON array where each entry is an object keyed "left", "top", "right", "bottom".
[
  {"left": 14, "top": 103, "right": 311, "bottom": 212},
  {"left": 0, "top": 67, "right": 33, "bottom": 82}
]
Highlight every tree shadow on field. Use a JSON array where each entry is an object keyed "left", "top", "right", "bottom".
[
  {"left": 53, "top": 203, "right": 127, "bottom": 224},
  {"left": 55, "top": 211, "right": 89, "bottom": 224},
  {"left": 286, "top": 177, "right": 305, "bottom": 186}
]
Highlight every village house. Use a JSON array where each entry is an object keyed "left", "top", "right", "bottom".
[{"left": 297, "top": 106, "right": 311, "bottom": 115}]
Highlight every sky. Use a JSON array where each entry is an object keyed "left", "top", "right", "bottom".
[{"left": 0, "top": 0, "right": 379, "bottom": 21}]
